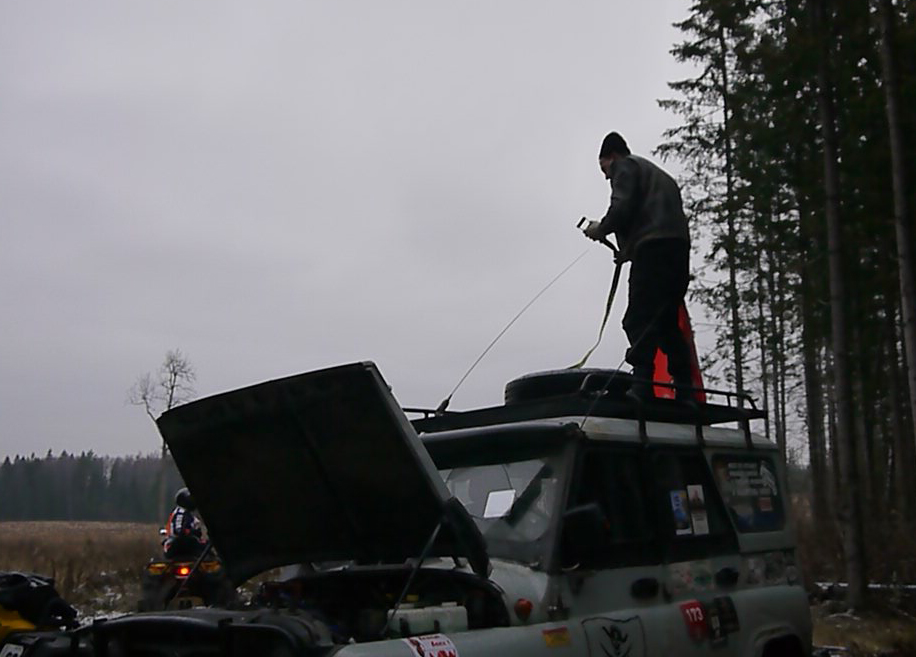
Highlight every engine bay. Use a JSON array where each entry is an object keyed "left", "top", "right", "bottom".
[
  {"left": 253, "top": 565, "right": 510, "bottom": 642},
  {"left": 22, "top": 567, "right": 511, "bottom": 657}
]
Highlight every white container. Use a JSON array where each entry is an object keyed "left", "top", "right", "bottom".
[{"left": 388, "top": 603, "right": 468, "bottom": 636}]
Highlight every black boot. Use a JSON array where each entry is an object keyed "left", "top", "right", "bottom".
[
  {"left": 668, "top": 354, "right": 696, "bottom": 403},
  {"left": 626, "top": 367, "right": 655, "bottom": 403},
  {"left": 673, "top": 376, "right": 694, "bottom": 403}
]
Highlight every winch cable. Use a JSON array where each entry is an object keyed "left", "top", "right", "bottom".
[{"left": 435, "top": 249, "right": 589, "bottom": 414}]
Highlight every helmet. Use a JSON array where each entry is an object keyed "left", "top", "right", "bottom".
[{"left": 175, "top": 487, "right": 196, "bottom": 511}]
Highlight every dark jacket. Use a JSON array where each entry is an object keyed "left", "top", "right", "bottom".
[
  {"left": 598, "top": 154, "right": 689, "bottom": 261},
  {"left": 167, "top": 506, "right": 201, "bottom": 539},
  {"left": 164, "top": 506, "right": 204, "bottom": 558}
]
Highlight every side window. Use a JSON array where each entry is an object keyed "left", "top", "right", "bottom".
[
  {"left": 563, "top": 449, "right": 658, "bottom": 567},
  {"left": 711, "top": 455, "right": 785, "bottom": 532},
  {"left": 651, "top": 449, "right": 736, "bottom": 560}
]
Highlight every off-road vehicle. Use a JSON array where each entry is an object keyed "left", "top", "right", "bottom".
[{"left": 3, "top": 362, "right": 810, "bottom": 656}]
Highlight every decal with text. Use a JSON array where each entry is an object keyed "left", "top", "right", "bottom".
[{"left": 403, "top": 634, "right": 458, "bottom": 657}]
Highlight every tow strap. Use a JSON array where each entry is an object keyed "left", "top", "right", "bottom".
[{"left": 570, "top": 236, "right": 623, "bottom": 369}]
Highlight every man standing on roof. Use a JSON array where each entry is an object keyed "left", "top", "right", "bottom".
[{"left": 581, "top": 132, "right": 693, "bottom": 402}]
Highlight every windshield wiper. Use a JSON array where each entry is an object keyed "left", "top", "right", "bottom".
[{"left": 505, "top": 464, "right": 553, "bottom": 526}]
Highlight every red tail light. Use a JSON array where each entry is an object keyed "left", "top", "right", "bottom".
[{"left": 174, "top": 565, "right": 191, "bottom": 577}]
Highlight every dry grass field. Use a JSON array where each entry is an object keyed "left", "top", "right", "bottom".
[
  {"left": 812, "top": 603, "right": 916, "bottom": 656},
  {"left": 0, "top": 521, "right": 160, "bottom": 614},
  {"left": 3, "top": 521, "right": 916, "bottom": 654}
]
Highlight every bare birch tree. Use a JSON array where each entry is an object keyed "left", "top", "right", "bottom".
[{"left": 128, "top": 349, "right": 196, "bottom": 520}]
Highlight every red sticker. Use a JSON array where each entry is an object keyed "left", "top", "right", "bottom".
[
  {"left": 680, "top": 600, "right": 708, "bottom": 641},
  {"left": 403, "top": 635, "right": 459, "bottom": 657}
]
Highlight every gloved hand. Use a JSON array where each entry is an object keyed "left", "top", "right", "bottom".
[{"left": 582, "top": 219, "right": 605, "bottom": 241}]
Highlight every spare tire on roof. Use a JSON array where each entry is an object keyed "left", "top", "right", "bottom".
[{"left": 504, "top": 369, "right": 632, "bottom": 405}]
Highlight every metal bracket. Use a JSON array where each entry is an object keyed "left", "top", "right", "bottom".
[
  {"left": 695, "top": 420, "right": 706, "bottom": 447},
  {"left": 741, "top": 417, "right": 754, "bottom": 449},
  {"left": 636, "top": 405, "right": 648, "bottom": 444}
]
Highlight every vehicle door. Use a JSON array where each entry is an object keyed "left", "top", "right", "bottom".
[
  {"left": 704, "top": 449, "right": 811, "bottom": 655},
  {"left": 557, "top": 444, "right": 746, "bottom": 656}
]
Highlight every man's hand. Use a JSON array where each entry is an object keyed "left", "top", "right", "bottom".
[{"left": 582, "top": 219, "right": 605, "bottom": 241}]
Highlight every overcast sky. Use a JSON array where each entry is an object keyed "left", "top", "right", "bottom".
[{"left": 1, "top": 1, "right": 697, "bottom": 459}]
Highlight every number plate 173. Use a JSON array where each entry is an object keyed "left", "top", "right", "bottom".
[{"left": 679, "top": 600, "right": 708, "bottom": 641}]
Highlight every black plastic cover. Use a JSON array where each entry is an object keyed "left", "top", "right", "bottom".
[
  {"left": 89, "top": 608, "right": 335, "bottom": 657},
  {"left": 0, "top": 571, "right": 76, "bottom": 628}
]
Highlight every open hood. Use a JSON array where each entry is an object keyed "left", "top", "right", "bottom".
[{"left": 157, "top": 362, "right": 489, "bottom": 585}]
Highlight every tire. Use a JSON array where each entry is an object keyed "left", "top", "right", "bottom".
[
  {"left": 504, "top": 369, "right": 632, "bottom": 404},
  {"left": 761, "top": 636, "right": 806, "bottom": 657},
  {"left": 138, "top": 574, "right": 171, "bottom": 612},
  {"left": 206, "top": 579, "right": 238, "bottom": 608}
]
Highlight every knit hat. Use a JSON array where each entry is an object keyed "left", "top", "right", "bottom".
[{"left": 599, "top": 132, "right": 630, "bottom": 158}]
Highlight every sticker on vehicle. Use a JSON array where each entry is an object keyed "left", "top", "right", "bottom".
[
  {"left": 582, "top": 616, "right": 645, "bottom": 657},
  {"left": 706, "top": 602, "right": 726, "bottom": 646},
  {"left": 403, "top": 634, "right": 458, "bottom": 657},
  {"left": 686, "top": 484, "right": 710, "bottom": 535},
  {"left": 759, "top": 462, "right": 778, "bottom": 495},
  {"left": 542, "top": 627, "right": 572, "bottom": 647},
  {"left": 669, "top": 489, "right": 693, "bottom": 535},
  {"left": 669, "top": 560, "right": 714, "bottom": 594},
  {"left": 712, "top": 456, "right": 786, "bottom": 532},
  {"left": 746, "top": 556, "right": 765, "bottom": 584},
  {"left": 679, "top": 600, "right": 708, "bottom": 641},
  {"left": 713, "top": 596, "right": 740, "bottom": 634},
  {"left": 691, "top": 560, "right": 714, "bottom": 589},
  {"left": 763, "top": 550, "right": 788, "bottom": 584},
  {"left": 668, "top": 561, "right": 693, "bottom": 595}
]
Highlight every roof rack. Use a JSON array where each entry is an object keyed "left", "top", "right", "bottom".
[{"left": 408, "top": 393, "right": 766, "bottom": 449}]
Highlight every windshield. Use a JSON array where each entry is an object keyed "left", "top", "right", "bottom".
[{"left": 439, "top": 458, "right": 558, "bottom": 543}]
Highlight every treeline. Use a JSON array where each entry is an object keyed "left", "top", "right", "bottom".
[
  {"left": 661, "top": 0, "right": 916, "bottom": 605},
  {"left": 0, "top": 452, "right": 182, "bottom": 522}
]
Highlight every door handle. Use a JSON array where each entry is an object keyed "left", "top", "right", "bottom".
[
  {"left": 715, "top": 567, "right": 740, "bottom": 587},
  {"left": 631, "top": 577, "right": 659, "bottom": 599}
]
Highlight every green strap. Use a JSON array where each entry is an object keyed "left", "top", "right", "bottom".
[{"left": 569, "top": 258, "right": 623, "bottom": 369}]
